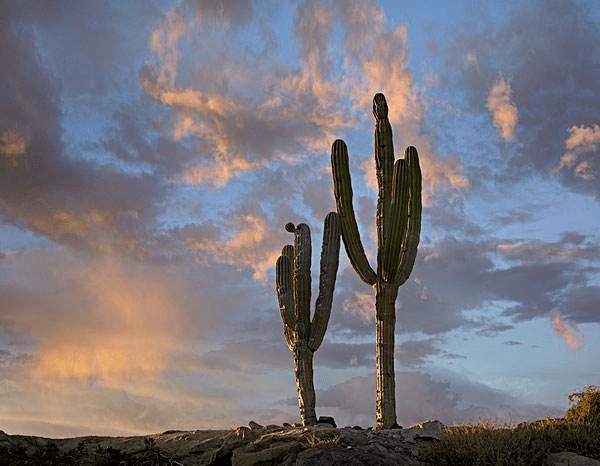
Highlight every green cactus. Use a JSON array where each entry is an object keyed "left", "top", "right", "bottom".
[
  {"left": 276, "top": 212, "right": 341, "bottom": 426},
  {"left": 331, "top": 93, "right": 422, "bottom": 429}
]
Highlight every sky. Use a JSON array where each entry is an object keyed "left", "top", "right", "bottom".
[{"left": 1, "top": 0, "right": 599, "bottom": 437}]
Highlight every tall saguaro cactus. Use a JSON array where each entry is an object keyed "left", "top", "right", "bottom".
[
  {"left": 331, "top": 93, "right": 422, "bottom": 429},
  {"left": 276, "top": 212, "right": 341, "bottom": 426}
]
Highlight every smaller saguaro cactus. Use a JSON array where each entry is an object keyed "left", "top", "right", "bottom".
[{"left": 276, "top": 212, "right": 341, "bottom": 426}]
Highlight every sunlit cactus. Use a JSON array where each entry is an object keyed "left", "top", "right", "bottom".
[
  {"left": 275, "top": 212, "right": 341, "bottom": 426},
  {"left": 330, "top": 93, "right": 422, "bottom": 429}
]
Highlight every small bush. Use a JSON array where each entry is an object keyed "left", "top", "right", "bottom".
[
  {"left": 422, "top": 386, "right": 600, "bottom": 466},
  {"left": 566, "top": 385, "right": 600, "bottom": 426}
]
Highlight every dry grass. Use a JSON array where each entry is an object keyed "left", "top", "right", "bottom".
[{"left": 422, "top": 386, "right": 600, "bottom": 466}]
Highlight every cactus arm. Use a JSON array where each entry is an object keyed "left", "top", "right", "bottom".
[
  {"left": 289, "top": 223, "right": 312, "bottom": 331},
  {"left": 395, "top": 146, "right": 422, "bottom": 286},
  {"left": 381, "top": 159, "right": 410, "bottom": 282},
  {"left": 373, "top": 93, "right": 395, "bottom": 277},
  {"left": 331, "top": 139, "right": 377, "bottom": 286},
  {"left": 308, "top": 212, "right": 341, "bottom": 351},
  {"left": 282, "top": 244, "right": 294, "bottom": 263},
  {"left": 276, "top": 255, "right": 295, "bottom": 351}
]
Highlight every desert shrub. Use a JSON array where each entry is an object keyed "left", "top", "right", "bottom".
[
  {"left": 422, "top": 387, "right": 600, "bottom": 465},
  {"left": 565, "top": 385, "right": 600, "bottom": 426}
]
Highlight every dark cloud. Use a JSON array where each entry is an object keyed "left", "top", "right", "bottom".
[
  {"left": 444, "top": 0, "right": 600, "bottom": 195},
  {"left": 332, "top": 233, "right": 600, "bottom": 340},
  {"left": 496, "top": 237, "right": 600, "bottom": 263},
  {"left": 397, "top": 338, "right": 465, "bottom": 367},
  {"left": 503, "top": 340, "right": 521, "bottom": 346},
  {"left": 561, "top": 286, "right": 600, "bottom": 323},
  {"left": 0, "top": 2, "right": 168, "bottom": 257}
]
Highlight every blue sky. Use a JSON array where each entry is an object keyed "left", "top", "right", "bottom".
[{"left": 1, "top": 0, "right": 599, "bottom": 436}]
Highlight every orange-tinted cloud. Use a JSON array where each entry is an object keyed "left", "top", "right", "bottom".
[
  {"left": 552, "top": 124, "right": 600, "bottom": 180},
  {"left": 550, "top": 310, "right": 585, "bottom": 350},
  {"left": 487, "top": 76, "right": 518, "bottom": 141}
]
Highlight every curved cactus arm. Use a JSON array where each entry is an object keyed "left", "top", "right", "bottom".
[
  {"left": 276, "top": 255, "right": 296, "bottom": 351},
  {"left": 282, "top": 244, "right": 294, "bottom": 263},
  {"left": 288, "top": 223, "right": 312, "bottom": 330},
  {"left": 381, "top": 159, "right": 410, "bottom": 282},
  {"left": 395, "top": 146, "right": 422, "bottom": 286},
  {"left": 331, "top": 139, "right": 377, "bottom": 286},
  {"left": 308, "top": 212, "right": 341, "bottom": 351},
  {"left": 373, "top": 93, "right": 395, "bottom": 275}
]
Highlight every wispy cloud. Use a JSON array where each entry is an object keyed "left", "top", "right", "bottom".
[
  {"left": 550, "top": 310, "right": 585, "bottom": 350},
  {"left": 552, "top": 124, "right": 600, "bottom": 180},
  {"left": 487, "top": 76, "right": 518, "bottom": 141}
]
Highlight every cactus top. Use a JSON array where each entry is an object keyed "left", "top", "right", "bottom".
[{"left": 373, "top": 93, "right": 388, "bottom": 120}]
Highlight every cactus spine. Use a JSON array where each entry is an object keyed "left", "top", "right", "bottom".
[
  {"left": 331, "top": 93, "right": 422, "bottom": 429},
  {"left": 276, "top": 212, "right": 341, "bottom": 426}
]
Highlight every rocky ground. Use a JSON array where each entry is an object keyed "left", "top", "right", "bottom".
[
  {"left": 1, "top": 418, "right": 598, "bottom": 465},
  {"left": 0, "top": 418, "right": 442, "bottom": 465}
]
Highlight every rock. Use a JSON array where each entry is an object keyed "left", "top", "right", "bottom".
[
  {"left": 233, "top": 426, "right": 256, "bottom": 441},
  {"left": 232, "top": 440, "right": 303, "bottom": 466},
  {"left": 352, "top": 425, "right": 363, "bottom": 430},
  {"left": 283, "top": 422, "right": 291, "bottom": 427},
  {"left": 206, "top": 445, "right": 234, "bottom": 466},
  {"left": 546, "top": 452, "right": 600, "bottom": 466},
  {"left": 405, "top": 420, "right": 443, "bottom": 441},
  {"left": 316, "top": 423, "right": 336, "bottom": 429},
  {"left": 317, "top": 416, "right": 337, "bottom": 428},
  {"left": 248, "top": 420, "right": 263, "bottom": 431},
  {"left": 264, "top": 424, "right": 282, "bottom": 433}
]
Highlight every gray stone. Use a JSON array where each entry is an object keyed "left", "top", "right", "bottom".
[
  {"left": 317, "top": 416, "right": 337, "bottom": 428},
  {"left": 248, "top": 420, "right": 263, "bottom": 431},
  {"left": 316, "top": 423, "right": 336, "bottom": 429},
  {"left": 546, "top": 452, "right": 600, "bottom": 466},
  {"left": 404, "top": 419, "right": 443, "bottom": 441},
  {"left": 232, "top": 441, "right": 303, "bottom": 466}
]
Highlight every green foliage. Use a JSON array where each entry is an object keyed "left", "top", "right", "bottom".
[
  {"left": 566, "top": 385, "right": 600, "bottom": 425},
  {"left": 422, "top": 387, "right": 600, "bottom": 466}
]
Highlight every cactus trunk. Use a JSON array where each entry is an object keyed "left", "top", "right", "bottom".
[
  {"left": 293, "top": 338, "right": 317, "bottom": 426},
  {"left": 276, "top": 213, "right": 341, "bottom": 426},
  {"left": 375, "top": 281, "right": 398, "bottom": 430},
  {"left": 330, "top": 93, "right": 422, "bottom": 430}
]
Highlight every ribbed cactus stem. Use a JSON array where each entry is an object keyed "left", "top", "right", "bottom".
[
  {"left": 395, "top": 146, "right": 422, "bottom": 286},
  {"left": 291, "top": 223, "right": 311, "bottom": 331},
  {"left": 275, "top": 213, "right": 341, "bottom": 426},
  {"left": 276, "top": 255, "right": 295, "bottom": 351},
  {"left": 381, "top": 159, "right": 410, "bottom": 282},
  {"left": 331, "top": 139, "right": 377, "bottom": 285},
  {"left": 330, "top": 93, "right": 422, "bottom": 430},
  {"left": 374, "top": 92, "right": 395, "bottom": 278},
  {"left": 309, "top": 212, "right": 341, "bottom": 351}
]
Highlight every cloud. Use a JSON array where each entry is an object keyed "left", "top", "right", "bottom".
[
  {"left": 174, "top": 207, "right": 288, "bottom": 281},
  {"left": 495, "top": 237, "right": 600, "bottom": 263},
  {"left": 1, "top": 253, "right": 186, "bottom": 386},
  {"left": 0, "top": 130, "right": 27, "bottom": 165},
  {"left": 550, "top": 310, "right": 585, "bottom": 350},
  {"left": 487, "top": 76, "right": 518, "bottom": 141},
  {"left": 552, "top": 124, "right": 600, "bottom": 181},
  {"left": 0, "top": 2, "right": 167, "bottom": 257},
  {"left": 443, "top": 0, "right": 600, "bottom": 195},
  {"left": 141, "top": 0, "right": 469, "bottom": 205},
  {"left": 397, "top": 338, "right": 465, "bottom": 367},
  {"left": 316, "top": 370, "right": 561, "bottom": 427}
]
